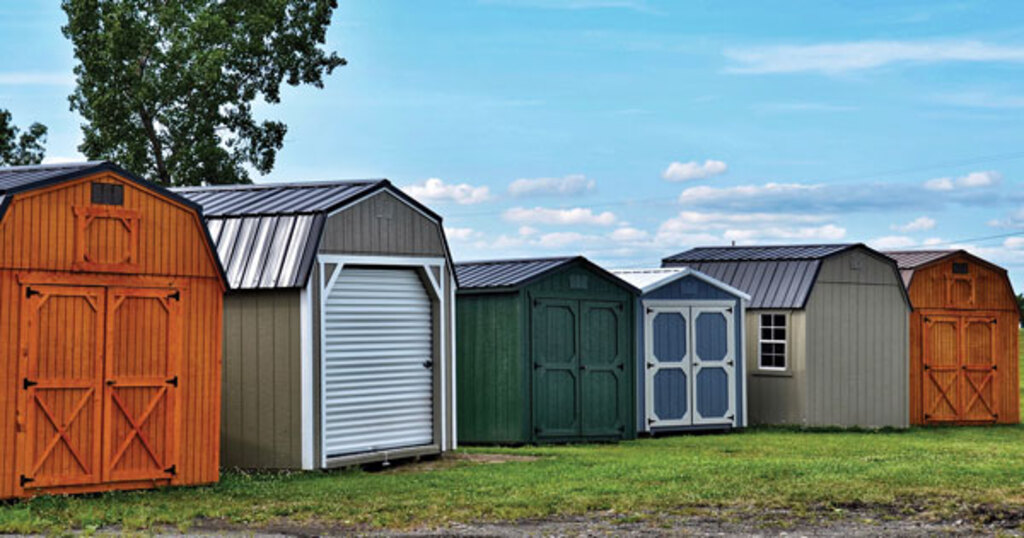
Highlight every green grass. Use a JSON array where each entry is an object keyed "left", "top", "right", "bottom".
[{"left": 1, "top": 332, "right": 1023, "bottom": 533}]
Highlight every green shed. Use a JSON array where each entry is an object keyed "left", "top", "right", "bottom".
[{"left": 455, "top": 256, "right": 639, "bottom": 444}]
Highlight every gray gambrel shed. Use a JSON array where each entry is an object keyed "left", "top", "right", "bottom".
[
  {"left": 663, "top": 244, "right": 911, "bottom": 428},
  {"left": 176, "top": 180, "right": 457, "bottom": 469}
]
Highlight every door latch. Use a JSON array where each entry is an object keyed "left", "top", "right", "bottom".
[{"left": 422, "top": 360, "right": 434, "bottom": 369}]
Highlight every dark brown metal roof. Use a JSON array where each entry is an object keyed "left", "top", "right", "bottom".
[
  {"left": 663, "top": 244, "right": 857, "bottom": 263},
  {"left": 175, "top": 180, "right": 383, "bottom": 217},
  {"left": 676, "top": 260, "right": 820, "bottom": 309},
  {"left": 455, "top": 257, "right": 577, "bottom": 290},
  {"left": 883, "top": 250, "right": 958, "bottom": 269}
]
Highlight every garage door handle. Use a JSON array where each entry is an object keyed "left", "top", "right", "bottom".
[{"left": 422, "top": 360, "right": 434, "bottom": 369}]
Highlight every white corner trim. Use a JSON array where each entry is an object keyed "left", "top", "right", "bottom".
[
  {"left": 450, "top": 272, "right": 458, "bottom": 450},
  {"left": 299, "top": 274, "right": 315, "bottom": 469},
  {"left": 740, "top": 300, "right": 748, "bottom": 428}
]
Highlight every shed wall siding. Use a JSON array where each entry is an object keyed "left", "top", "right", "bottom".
[
  {"left": 744, "top": 310, "right": 807, "bottom": 425},
  {"left": 0, "top": 173, "right": 223, "bottom": 498},
  {"left": 456, "top": 292, "right": 525, "bottom": 443},
  {"left": 804, "top": 252, "right": 909, "bottom": 427},
  {"left": 320, "top": 191, "right": 446, "bottom": 257},
  {"left": 221, "top": 289, "right": 302, "bottom": 469}
]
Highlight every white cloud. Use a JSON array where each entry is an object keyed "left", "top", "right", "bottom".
[
  {"left": 958, "top": 170, "right": 1001, "bottom": 187},
  {"left": 503, "top": 206, "right": 618, "bottom": 226},
  {"left": 654, "top": 211, "right": 845, "bottom": 248},
  {"left": 869, "top": 235, "right": 918, "bottom": 249},
  {"left": 402, "top": 178, "right": 492, "bottom": 205},
  {"left": 662, "top": 160, "right": 728, "bottom": 182},
  {"left": 41, "top": 155, "right": 85, "bottom": 165},
  {"left": 508, "top": 174, "right": 595, "bottom": 197},
  {"left": 1005, "top": 237, "right": 1024, "bottom": 249},
  {"left": 0, "top": 72, "right": 74, "bottom": 86},
  {"left": 724, "top": 40, "right": 1024, "bottom": 75},
  {"left": 518, "top": 226, "right": 539, "bottom": 236},
  {"left": 445, "top": 227, "right": 481, "bottom": 241},
  {"left": 679, "top": 182, "right": 823, "bottom": 204},
  {"left": 922, "top": 237, "right": 944, "bottom": 246},
  {"left": 924, "top": 177, "right": 954, "bottom": 191},
  {"left": 892, "top": 216, "right": 936, "bottom": 233},
  {"left": 924, "top": 171, "right": 1001, "bottom": 191},
  {"left": 610, "top": 227, "right": 649, "bottom": 242}
]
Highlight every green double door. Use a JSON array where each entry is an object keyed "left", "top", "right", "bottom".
[{"left": 531, "top": 297, "right": 630, "bottom": 440}]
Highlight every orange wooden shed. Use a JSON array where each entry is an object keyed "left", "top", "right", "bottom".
[
  {"left": 886, "top": 250, "right": 1020, "bottom": 425},
  {"left": 0, "top": 162, "right": 225, "bottom": 498}
]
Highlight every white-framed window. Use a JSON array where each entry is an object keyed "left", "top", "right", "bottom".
[{"left": 759, "top": 313, "right": 787, "bottom": 370}]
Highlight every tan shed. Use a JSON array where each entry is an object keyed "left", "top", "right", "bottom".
[
  {"left": 886, "top": 250, "right": 1019, "bottom": 425},
  {"left": 176, "top": 180, "right": 457, "bottom": 469},
  {"left": 0, "top": 162, "right": 225, "bottom": 499},
  {"left": 664, "top": 244, "right": 912, "bottom": 428}
]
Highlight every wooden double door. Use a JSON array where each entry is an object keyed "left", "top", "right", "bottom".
[
  {"left": 16, "top": 282, "right": 181, "bottom": 492},
  {"left": 921, "top": 312, "right": 1000, "bottom": 423},
  {"left": 531, "top": 297, "right": 630, "bottom": 441}
]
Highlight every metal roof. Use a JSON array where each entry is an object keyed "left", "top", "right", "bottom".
[
  {"left": 883, "top": 250, "right": 957, "bottom": 269},
  {"left": 663, "top": 244, "right": 857, "bottom": 263},
  {"left": 610, "top": 267, "right": 751, "bottom": 300},
  {"left": 177, "top": 180, "right": 455, "bottom": 290},
  {"left": 174, "top": 180, "right": 383, "bottom": 217},
  {"left": 0, "top": 161, "right": 105, "bottom": 192},
  {"left": 672, "top": 260, "right": 820, "bottom": 309},
  {"left": 455, "top": 257, "right": 577, "bottom": 290}
]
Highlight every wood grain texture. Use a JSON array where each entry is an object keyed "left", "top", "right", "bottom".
[
  {"left": 0, "top": 171, "right": 223, "bottom": 499},
  {"left": 906, "top": 254, "right": 1018, "bottom": 425}
]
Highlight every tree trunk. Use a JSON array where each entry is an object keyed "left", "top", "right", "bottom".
[{"left": 138, "top": 107, "right": 170, "bottom": 185}]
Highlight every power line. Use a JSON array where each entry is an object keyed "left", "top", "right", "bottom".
[{"left": 904, "top": 230, "right": 1024, "bottom": 250}]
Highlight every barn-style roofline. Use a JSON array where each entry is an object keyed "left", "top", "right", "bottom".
[
  {"left": 663, "top": 243, "right": 910, "bottom": 310},
  {"left": 176, "top": 179, "right": 457, "bottom": 290},
  {"left": 610, "top": 266, "right": 751, "bottom": 300},
  {"left": 0, "top": 161, "right": 227, "bottom": 287}
]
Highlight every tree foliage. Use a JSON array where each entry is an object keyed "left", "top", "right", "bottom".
[
  {"left": 0, "top": 109, "right": 47, "bottom": 166},
  {"left": 62, "top": 0, "right": 346, "bottom": 186}
]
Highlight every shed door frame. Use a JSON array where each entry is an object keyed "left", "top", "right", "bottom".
[
  {"left": 14, "top": 273, "right": 185, "bottom": 494},
  {"left": 643, "top": 299, "right": 737, "bottom": 430},
  {"left": 920, "top": 310, "right": 1000, "bottom": 423},
  {"left": 315, "top": 255, "right": 449, "bottom": 468}
]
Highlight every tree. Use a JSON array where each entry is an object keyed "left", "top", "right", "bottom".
[
  {"left": 0, "top": 109, "right": 47, "bottom": 166},
  {"left": 62, "top": 0, "right": 346, "bottom": 186}
]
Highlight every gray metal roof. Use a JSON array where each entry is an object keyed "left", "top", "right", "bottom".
[
  {"left": 676, "top": 260, "right": 820, "bottom": 309},
  {"left": 174, "top": 180, "right": 383, "bottom": 217},
  {"left": 0, "top": 161, "right": 105, "bottom": 192},
  {"left": 455, "top": 257, "right": 576, "bottom": 290},
  {"left": 176, "top": 180, "right": 455, "bottom": 290},
  {"left": 883, "top": 250, "right": 957, "bottom": 269},
  {"left": 663, "top": 244, "right": 856, "bottom": 263}
]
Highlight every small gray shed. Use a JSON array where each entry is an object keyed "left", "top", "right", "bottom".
[
  {"left": 663, "top": 244, "right": 911, "bottom": 428},
  {"left": 611, "top": 268, "right": 750, "bottom": 434},
  {"left": 176, "top": 180, "right": 457, "bottom": 469}
]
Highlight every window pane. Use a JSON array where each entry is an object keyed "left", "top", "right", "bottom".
[
  {"left": 761, "top": 314, "right": 773, "bottom": 326},
  {"left": 773, "top": 328, "right": 786, "bottom": 340},
  {"left": 774, "top": 314, "right": 785, "bottom": 326},
  {"left": 761, "top": 328, "right": 772, "bottom": 339},
  {"left": 774, "top": 355, "right": 785, "bottom": 368}
]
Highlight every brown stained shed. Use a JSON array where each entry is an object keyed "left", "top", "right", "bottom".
[{"left": 0, "top": 162, "right": 225, "bottom": 499}]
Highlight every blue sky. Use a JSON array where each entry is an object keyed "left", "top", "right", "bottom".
[{"left": 4, "top": 1, "right": 1024, "bottom": 288}]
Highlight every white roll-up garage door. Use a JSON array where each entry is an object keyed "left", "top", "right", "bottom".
[{"left": 322, "top": 267, "right": 434, "bottom": 458}]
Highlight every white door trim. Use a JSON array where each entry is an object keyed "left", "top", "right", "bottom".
[
  {"left": 644, "top": 304, "right": 692, "bottom": 429},
  {"left": 299, "top": 274, "right": 315, "bottom": 469},
  {"left": 691, "top": 303, "right": 737, "bottom": 426}
]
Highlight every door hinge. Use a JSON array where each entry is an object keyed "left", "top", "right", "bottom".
[
  {"left": 991, "top": 319, "right": 998, "bottom": 324},
  {"left": 646, "top": 362, "right": 654, "bottom": 369},
  {"left": 24, "top": 287, "right": 39, "bottom": 299},
  {"left": 533, "top": 362, "right": 543, "bottom": 370},
  {"left": 923, "top": 364, "right": 930, "bottom": 370},
  {"left": 422, "top": 360, "right": 434, "bottom": 369},
  {"left": 647, "top": 417, "right": 655, "bottom": 425},
  {"left": 727, "top": 414, "right": 735, "bottom": 421},
  {"left": 646, "top": 307, "right": 654, "bottom": 314},
  {"left": 616, "top": 363, "right": 625, "bottom": 371},
  {"left": 164, "top": 464, "right": 176, "bottom": 476},
  {"left": 533, "top": 299, "right": 540, "bottom": 307},
  {"left": 617, "top": 303, "right": 623, "bottom": 311},
  {"left": 166, "top": 375, "right": 178, "bottom": 387},
  {"left": 534, "top": 427, "right": 543, "bottom": 434},
  {"left": 579, "top": 365, "right": 588, "bottom": 371},
  {"left": 167, "top": 291, "right": 180, "bottom": 301},
  {"left": 19, "top": 475, "right": 34, "bottom": 487},
  {"left": 993, "top": 364, "right": 998, "bottom": 371},
  {"left": 924, "top": 317, "right": 931, "bottom": 323},
  {"left": 618, "top": 424, "right": 625, "bottom": 432},
  {"left": 726, "top": 307, "right": 733, "bottom": 314},
  {"left": 726, "top": 360, "right": 734, "bottom": 367},
  {"left": 22, "top": 378, "right": 37, "bottom": 390},
  {"left": 106, "top": 379, "right": 116, "bottom": 386}
]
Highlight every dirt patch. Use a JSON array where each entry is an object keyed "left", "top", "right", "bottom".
[
  {"left": 176, "top": 504, "right": 1024, "bottom": 537},
  {"left": 367, "top": 452, "right": 540, "bottom": 474}
]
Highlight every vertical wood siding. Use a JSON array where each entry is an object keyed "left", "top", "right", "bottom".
[
  {"left": 906, "top": 254, "right": 1019, "bottom": 424},
  {"left": 0, "top": 171, "right": 222, "bottom": 499},
  {"left": 455, "top": 293, "right": 524, "bottom": 443},
  {"left": 220, "top": 290, "right": 301, "bottom": 469},
  {"left": 744, "top": 310, "right": 807, "bottom": 425},
  {"left": 319, "top": 191, "right": 446, "bottom": 257},
  {"left": 804, "top": 250, "right": 910, "bottom": 428}
]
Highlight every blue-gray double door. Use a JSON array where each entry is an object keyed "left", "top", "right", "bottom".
[{"left": 644, "top": 302, "right": 736, "bottom": 429}]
